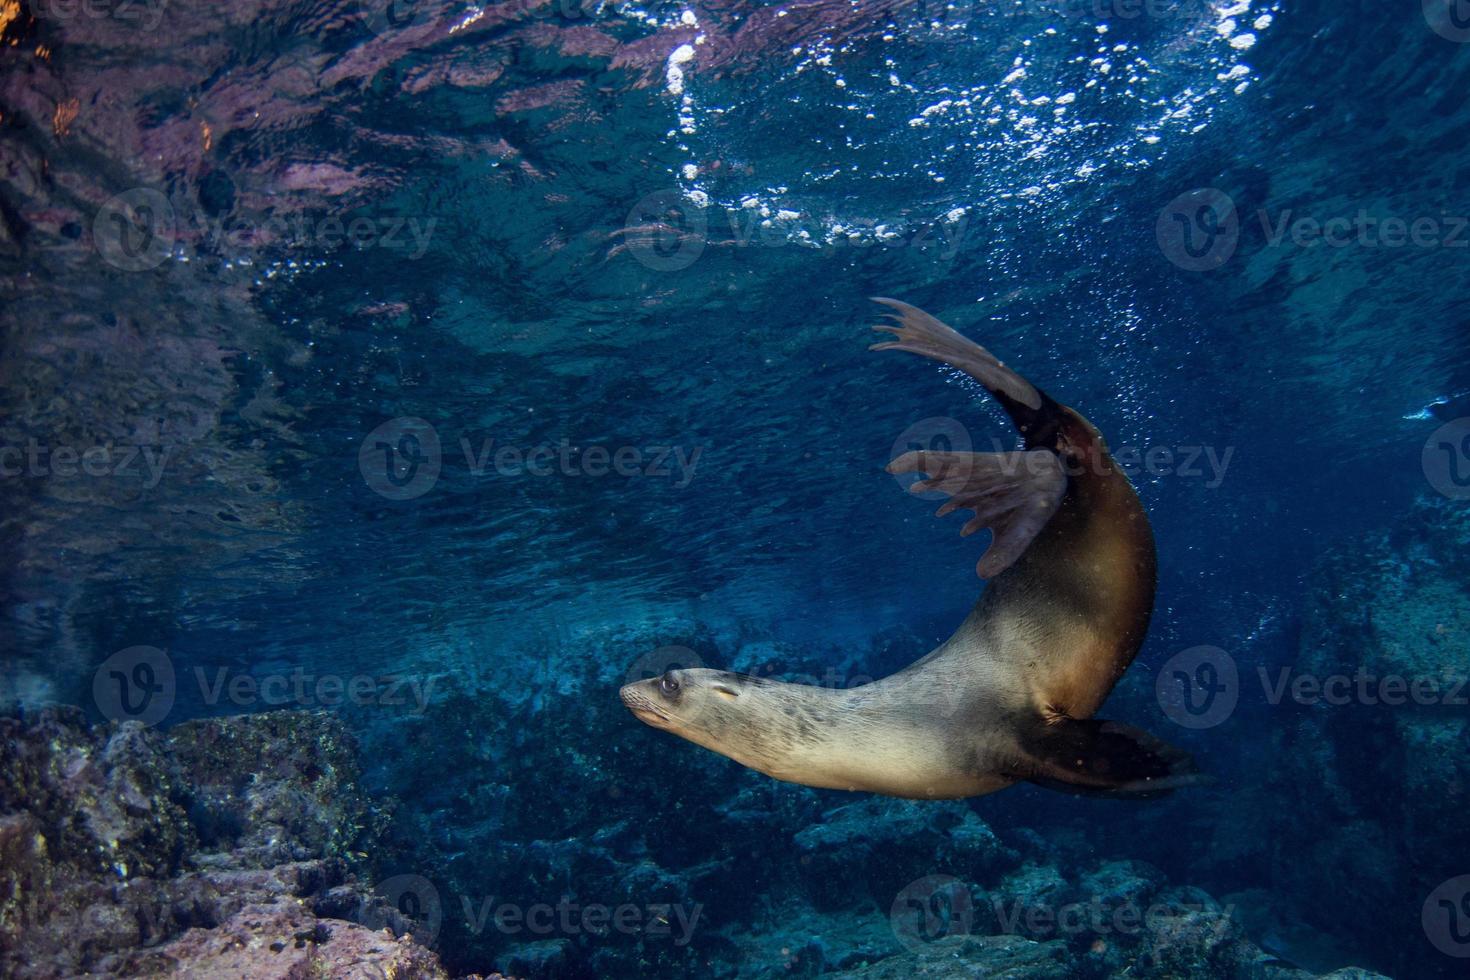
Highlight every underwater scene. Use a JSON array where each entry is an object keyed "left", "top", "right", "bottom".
[{"left": 3, "top": 0, "right": 1470, "bottom": 977}]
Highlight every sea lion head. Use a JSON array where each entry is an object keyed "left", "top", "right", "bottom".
[{"left": 620, "top": 668, "right": 763, "bottom": 757}]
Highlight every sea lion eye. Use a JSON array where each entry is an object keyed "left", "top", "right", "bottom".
[{"left": 659, "top": 672, "right": 680, "bottom": 696}]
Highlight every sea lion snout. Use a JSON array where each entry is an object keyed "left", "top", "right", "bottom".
[{"left": 619, "top": 681, "right": 674, "bottom": 729}]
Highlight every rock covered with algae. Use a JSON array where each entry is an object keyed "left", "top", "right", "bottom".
[{"left": 0, "top": 707, "right": 465, "bottom": 978}]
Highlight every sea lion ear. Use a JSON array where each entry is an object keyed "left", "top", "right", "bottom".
[{"left": 887, "top": 449, "right": 1066, "bottom": 579}]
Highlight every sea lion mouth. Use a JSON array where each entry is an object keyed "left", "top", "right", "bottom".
[{"left": 619, "top": 685, "right": 674, "bottom": 728}]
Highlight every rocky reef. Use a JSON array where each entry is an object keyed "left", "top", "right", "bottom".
[
  {"left": 336, "top": 622, "right": 1393, "bottom": 979},
  {"left": 0, "top": 708, "right": 457, "bottom": 978},
  {"left": 1, "top": 679, "right": 1395, "bottom": 979},
  {"left": 1256, "top": 497, "right": 1470, "bottom": 980}
]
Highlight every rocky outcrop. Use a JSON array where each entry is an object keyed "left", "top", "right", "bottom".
[
  {"left": 0, "top": 708, "right": 454, "bottom": 978},
  {"left": 1265, "top": 497, "right": 1470, "bottom": 979}
]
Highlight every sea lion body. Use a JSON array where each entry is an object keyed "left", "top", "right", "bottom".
[{"left": 621, "top": 300, "right": 1193, "bottom": 800}]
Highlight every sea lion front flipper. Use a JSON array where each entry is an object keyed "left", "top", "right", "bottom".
[
  {"left": 1013, "top": 717, "right": 1202, "bottom": 799},
  {"left": 887, "top": 449, "right": 1065, "bottom": 579}
]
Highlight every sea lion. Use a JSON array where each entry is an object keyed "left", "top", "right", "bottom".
[{"left": 621, "top": 299, "right": 1198, "bottom": 799}]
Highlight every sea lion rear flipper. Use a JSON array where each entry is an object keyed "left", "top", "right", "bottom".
[
  {"left": 1013, "top": 717, "right": 1202, "bottom": 799},
  {"left": 887, "top": 449, "right": 1066, "bottom": 578}
]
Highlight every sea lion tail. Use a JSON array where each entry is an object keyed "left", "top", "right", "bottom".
[{"left": 1015, "top": 716, "right": 1205, "bottom": 800}]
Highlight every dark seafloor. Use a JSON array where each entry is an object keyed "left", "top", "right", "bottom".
[{"left": 3, "top": 0, "right": 1470, "bottom": 977}]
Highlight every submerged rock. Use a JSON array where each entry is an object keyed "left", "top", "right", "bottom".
[
  {"left": 0, "top": 708, "right": 451, "bottom": 978},
  {"left": 1266, "top": 497, "right": 1470, "bottom": 978},
  {"left": 828, "top": 934, "right": 1076, "bottom": 979}
]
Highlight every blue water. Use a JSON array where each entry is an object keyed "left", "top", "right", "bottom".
[{"left": 3, "top": 0, "right": 1470, "bottom": 976}]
